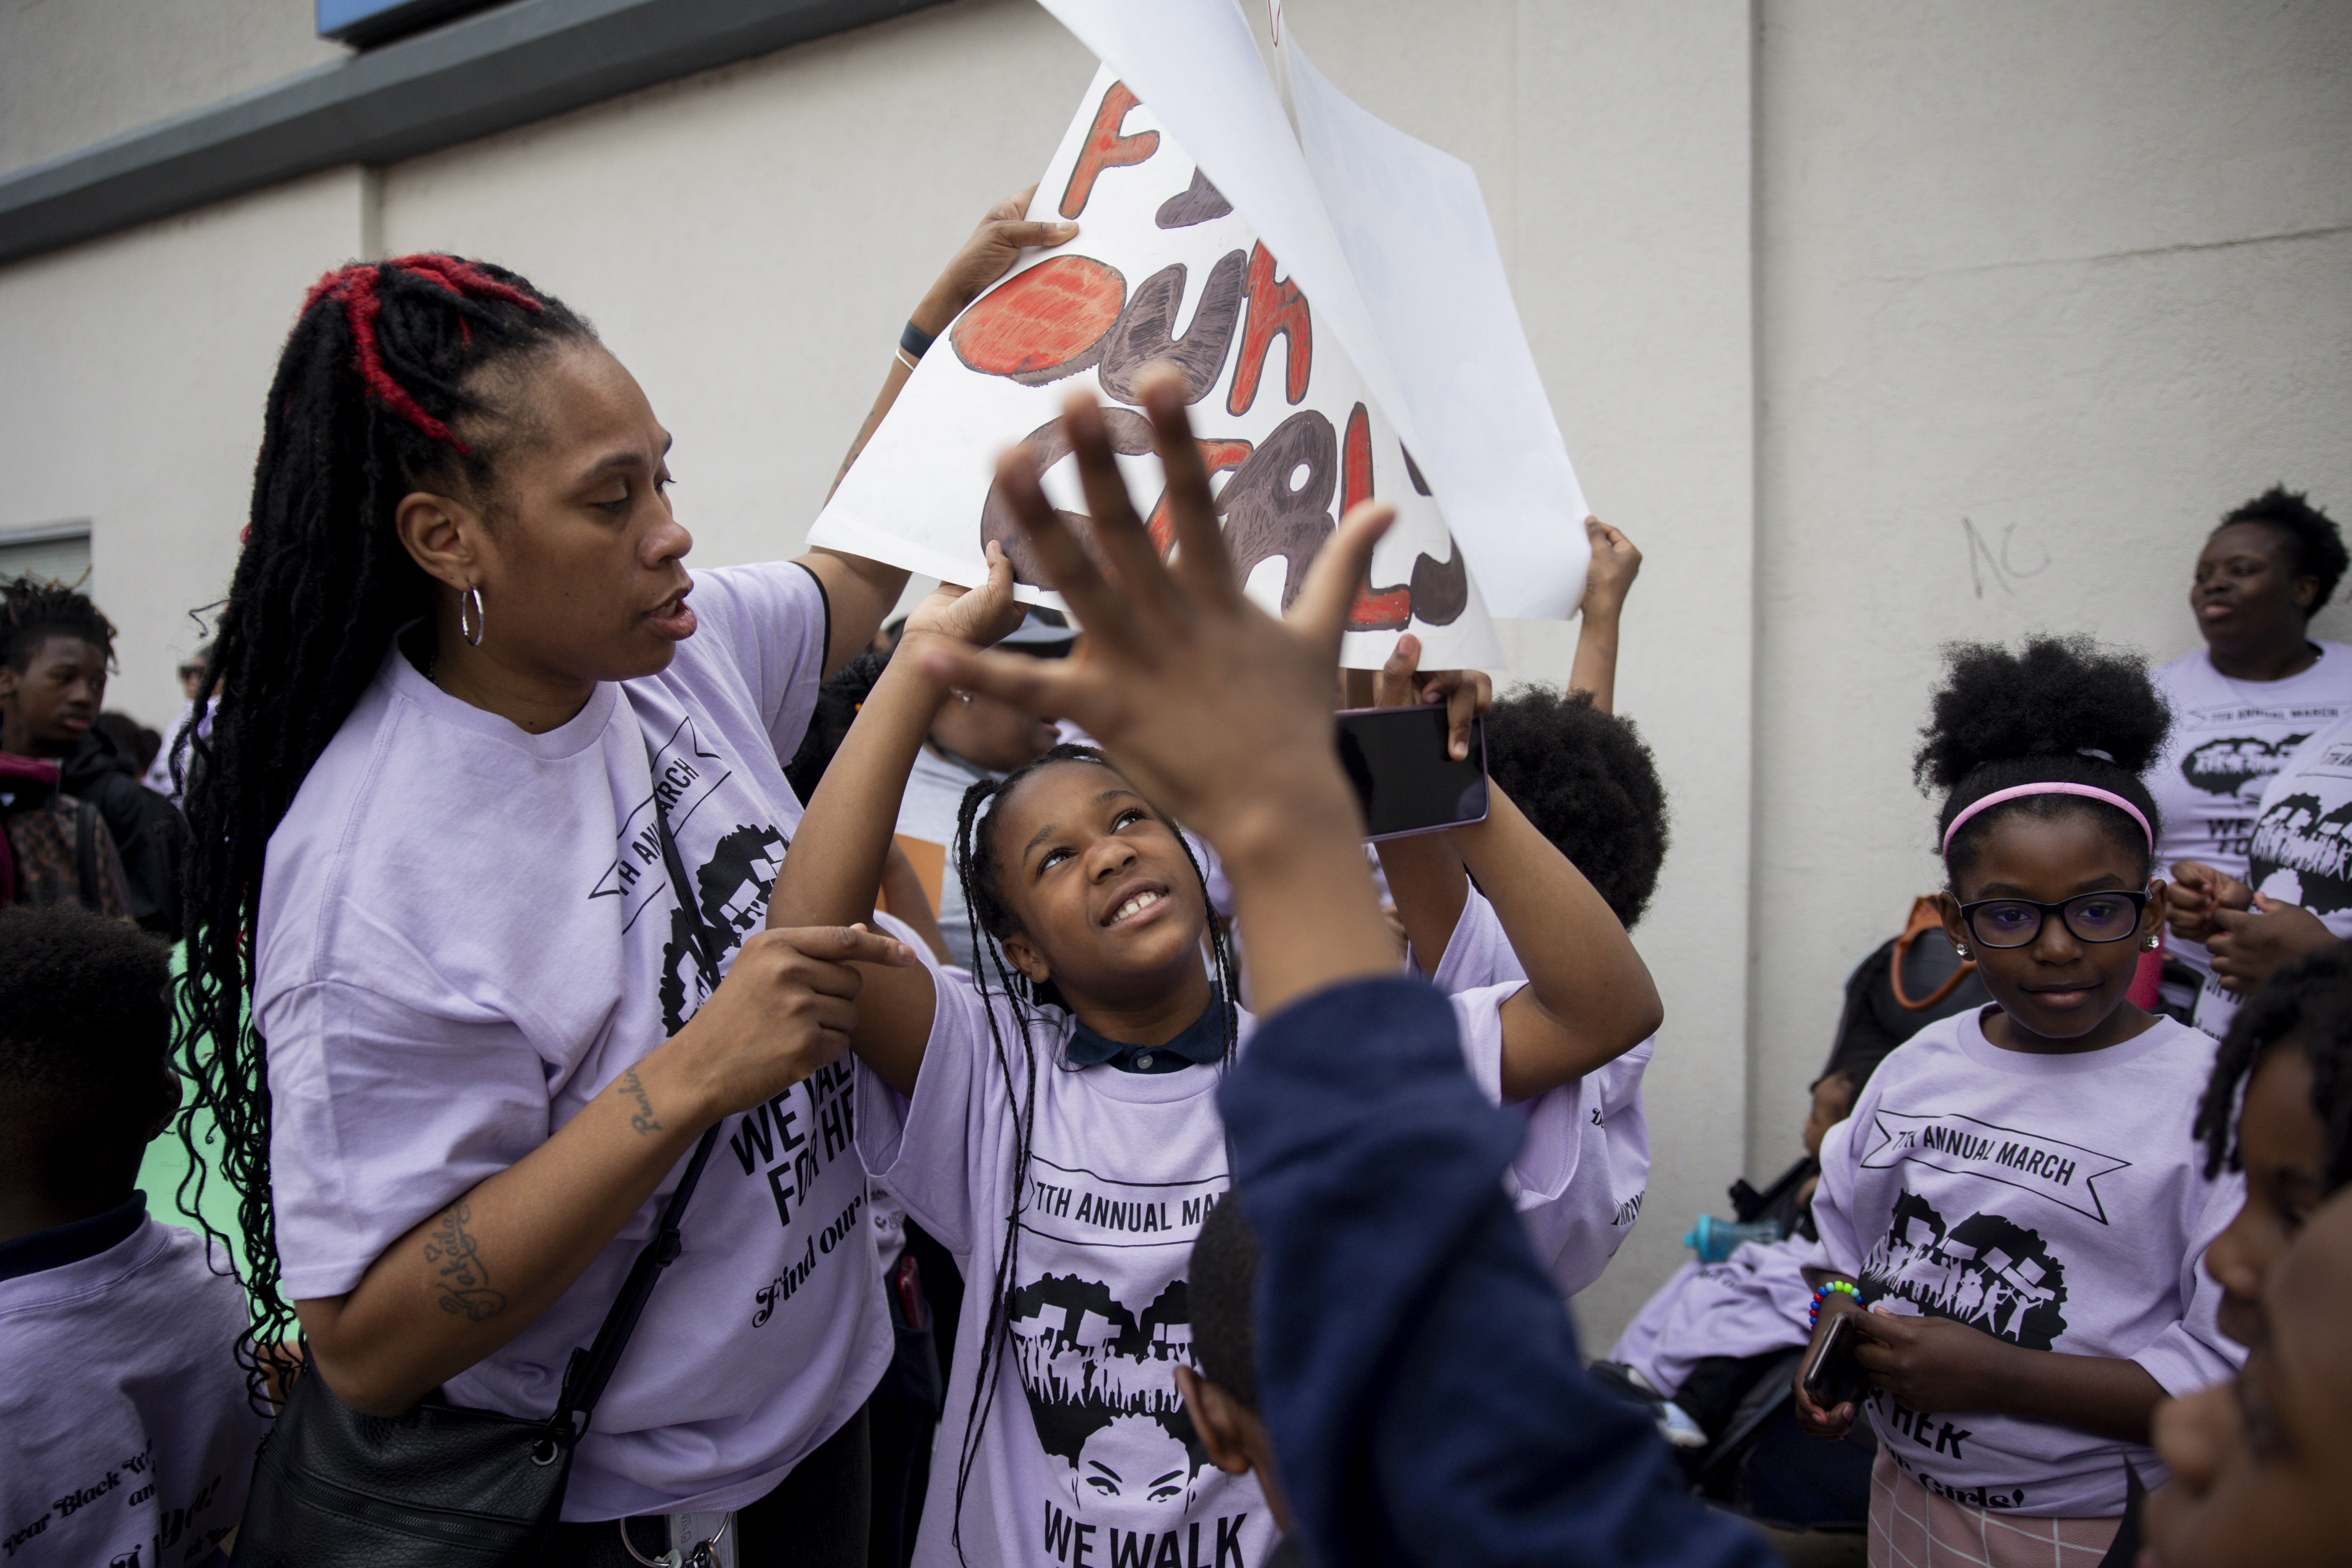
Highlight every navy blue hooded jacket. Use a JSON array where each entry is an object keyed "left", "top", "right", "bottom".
[{"left": 1218, "top": 976, "right": 1774, "bottom": 1568}]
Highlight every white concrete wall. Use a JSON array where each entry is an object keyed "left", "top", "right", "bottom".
[
  {"left": 0, "top": 166, "right": 376, "bottom": 729},
  {"left": 1749, "top": 0, "right": 2352, "bottom": 1188},
  {"left": 2, "top": 0, "right": 2348, "bottom": 1352},
  {"left": 0, "top": 0, "right": 343, "bottom": 177}
]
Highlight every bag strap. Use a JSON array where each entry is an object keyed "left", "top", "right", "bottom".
[{"left": 551, "top": 739, "right": 733, "bottom": 1433}]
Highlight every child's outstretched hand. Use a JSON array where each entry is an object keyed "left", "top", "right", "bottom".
[
  {"left": 915, "top": 368, "right": 1399, "bottom": 1012},
  {"left": 1372, "top": 632, "right": 1492, "bottom": 762},
  {"left": 917, "top": 371, "right": 1389, "bottom": 864}
]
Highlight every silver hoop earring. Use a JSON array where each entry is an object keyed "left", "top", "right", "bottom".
[{"left": 460, "top": 584, "right": 485, "bottom": 648}]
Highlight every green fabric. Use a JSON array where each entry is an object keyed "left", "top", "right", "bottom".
[{"left": 137, "top": 941, "right": 254, "bottom": 1286}]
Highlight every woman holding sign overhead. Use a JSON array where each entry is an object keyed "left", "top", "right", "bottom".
[{"left": 179, "top": 196, "right": 1069, "bottom": 1568}]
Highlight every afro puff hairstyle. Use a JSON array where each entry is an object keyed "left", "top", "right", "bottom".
[
  {"left": 2216, "top": 486, "right": 2348, "bottom": 613},
  {"left": 2196, "top": 945, "right": 2352, "bottom": 1195},
  {"left": 2, "top": 573, "right": 115, "bottom": 673},
  {"left": 0, "top": 903, "right": 172, "bottom": 1134},
  {"left": 1483, "top": 687, "right": 1669, "bottom": 931},
  {"left": 1915, "top": 636, "right": 2169, "bottom": 883}
]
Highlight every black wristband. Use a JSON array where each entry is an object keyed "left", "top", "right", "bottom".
[{"left": 899, "top": 319, "right": 938, "bottom": 361}]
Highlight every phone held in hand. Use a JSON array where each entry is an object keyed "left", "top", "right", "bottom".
[
  {"left": 1803, "top": 1308, "right": 1867, "bottom": 1409},
  {"left": 1334, "top": 706, "right": 1490, "bottom": 841}
]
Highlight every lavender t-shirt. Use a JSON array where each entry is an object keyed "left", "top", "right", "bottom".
[
  {"left": 1426, "top": 884, "right": 1655, "bottom": 1297},
  {"left": 856, "top": 957, "right": 1535, "bottom": 1568},
  {"left": 255, "top": 563, "right": 891, "bottom": 1520},
  {"left": 0, "top": 1213, "right": 267, "bottom": 1565},
  {"left": 1807, "top": 1010, "right": 2243, "bottom": 1516}
]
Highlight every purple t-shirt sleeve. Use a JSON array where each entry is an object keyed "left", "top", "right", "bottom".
[
  {"left": 264, "top": 980, "right": 553, "bottom": 1299},
  {"left": 1804, "top": 1113, "right": 1864, "bottom": 1280},
  {"left": 2131, "top": 1169, "right": 2246, "bottom": 1395},
  {"left": 683, "top": 562, "right": 831, "bottom": 767},
  {"left": 853, "top": 949, "right": 1005, "bottom": 1258}
]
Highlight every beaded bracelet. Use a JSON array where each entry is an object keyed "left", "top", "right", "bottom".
[{"left": 1808, "top": 1280, "right": 1862, "bottom": 1328}]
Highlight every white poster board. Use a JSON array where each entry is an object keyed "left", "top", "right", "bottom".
[{"left": 813, "top": 0, "right": 1588, "bottom": 664}]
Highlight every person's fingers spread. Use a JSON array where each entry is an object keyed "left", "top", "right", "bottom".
[
  {"left": 1063, "top": 389, "right": 1182, "bottom": 629},
  {"left": 1291, "top": 500, "right": 1395, "bottom": 661},
  {"left": 994, "top": 445, "right": 1131, "bottom": 650},
  {"left": 1140, "top": 370, "right": 1242, "bottom": 608}
]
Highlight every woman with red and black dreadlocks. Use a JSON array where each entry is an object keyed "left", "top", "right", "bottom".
[{"left": 176, "top": 193, "right": 1075, "bottom": 1565}]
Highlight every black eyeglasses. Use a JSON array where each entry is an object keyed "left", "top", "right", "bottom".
[{"left": 1957, "top": 890, "right": 2152, "bottom": 950}]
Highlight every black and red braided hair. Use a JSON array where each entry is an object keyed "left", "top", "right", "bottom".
[{"left": 174, "top": 255, "right": 595, "bottom": 1404}]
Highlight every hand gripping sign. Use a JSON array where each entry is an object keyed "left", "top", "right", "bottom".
[{"left": 814, "top": 4, "right": 1589, "bottom": 668}]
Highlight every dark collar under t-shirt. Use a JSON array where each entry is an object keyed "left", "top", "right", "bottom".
[
  {"left": 1064, "top": 994, "right": 1228, "bottom": 1075},
  {"left": 0, "top": 1190, "right": 146, "bottom": 1283}
]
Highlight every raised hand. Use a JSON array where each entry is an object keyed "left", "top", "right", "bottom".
[
  {"left": 914, "top": 368, "right": 1400, "bottom": 1013},
  {"left": 1371, "top": 631, "right": 1492, "bottom": 762},
  {"left": 2167, "top": 860, "right": 2251, "bottom": 946},
  {"left": 915, "top": 184, "right": 1080, "bottom": 335},
  {"left": 1578, "top": 516, "right": 1643, "bottom": 623},
  {"left": 917, "top": 372, "right": 1389, "bottom": 862}
]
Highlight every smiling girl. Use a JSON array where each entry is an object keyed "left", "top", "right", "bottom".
[
  {"left": 1793, "top": 636, "right": 2243, "bottom": 1568},
  {"left": 768, "top": 379, "right": 1663, "bottom": 1568}
]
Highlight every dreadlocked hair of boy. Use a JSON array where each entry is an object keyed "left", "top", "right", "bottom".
[
  {"left": 1914, "top": 634, "right": 2170, "bottom": 881},
  {"left": 2195, "top": 945, "right": 2352, "bottom": 1192},
  {"left": 942, "top": 742, "right": 1239, "bottom": 1566},
  {"left": 2, "top": 574, "right": 116, "bottom": 672},
  {"left": 1484, "top": 686, "right": 1669, "bottom": 930},
  {"left": 176, "top": 255, "right": 594, "bottom": 1405}
]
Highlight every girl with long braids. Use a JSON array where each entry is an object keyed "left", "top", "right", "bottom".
[
  {"left": 766, "top": 377, "right": 1667, "bottom": 1568},
  {"left": 180, "top": 196, "right": 1074, "bottom": 1563}
]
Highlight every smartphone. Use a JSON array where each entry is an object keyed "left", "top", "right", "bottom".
[
  {"left": 1802, "top": 1309, "right": 1866, "bottom": 1408},
  {"left": 1333, "top": 705, "right": 1490, "bottom": 841}
]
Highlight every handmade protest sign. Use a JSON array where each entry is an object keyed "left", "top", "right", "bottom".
[{"left": 816, "top": 3, "right": 1585, "bottom": 664}]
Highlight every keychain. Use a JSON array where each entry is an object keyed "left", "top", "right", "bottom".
[{"left": 619, "top": 1511, "right": 733, "bottom": 1568}]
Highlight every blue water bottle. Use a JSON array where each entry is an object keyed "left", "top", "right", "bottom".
[{"left": 1683, "top": 1214, "right": 1781, "bottom": 1263}]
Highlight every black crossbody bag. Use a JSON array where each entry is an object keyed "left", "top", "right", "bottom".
[{"left": 234, "top": 748, "right": 728, "bottom": 1566}]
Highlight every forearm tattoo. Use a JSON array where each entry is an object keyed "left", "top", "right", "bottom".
[
  {"left": 617, "top": 1067, "right": 661, "bottom": 1135},
  {"left": 422, "top": 1201, "right": 507, "bottom": 1321}
]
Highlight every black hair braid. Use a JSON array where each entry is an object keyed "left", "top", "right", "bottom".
[
  {"left": 941, "top": 744, "right": 1239, "bottom": 1565},
  {"left": 1913, "top": 635, "right": 2171, "bottom": 882},
  {"left": 174, "top": 258, "right": 594, "bottom": 1406},
  {"left": 2195, "top": 946, "right": 2352, "bottom": 1193}
]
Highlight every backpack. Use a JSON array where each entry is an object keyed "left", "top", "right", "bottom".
[{"left": 0, "top": 753, "right": 132, "bottom": 916}]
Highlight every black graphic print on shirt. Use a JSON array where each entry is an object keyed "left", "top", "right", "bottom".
[
  {"left": 1010, "top": 1154, "right": 1265, "bottom": 1565},
  {"left": 1861, "top": 1191, "right": 2069, "bottom": 1351},
  {"left": 1012, "top": 1273, "right": 1211, "bottom": 1517},
  {"left": 2181, "top": 732, "right": 2312, "bottom": 799},
  {"left": 2249, "top": 790, "right": 2352, "bottom": 915}
]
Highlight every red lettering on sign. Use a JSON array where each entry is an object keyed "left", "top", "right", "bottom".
[
  {"left": 1341, "top": 403, "right": 1411, "bottom": 630},
  {"left": 1226, "top": 242, "right": 1313, "bottom": 418},
  {"left": 1060, "top": 81, "right": 1160, "bottom": 220},
  {"left": 950, "top": 255, "right": 1127, "bottom": 385}
]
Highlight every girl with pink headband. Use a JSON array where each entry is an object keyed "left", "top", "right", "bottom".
[{"left": 1793, "top": 635, "right": 2244, "bottom": 1568}]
